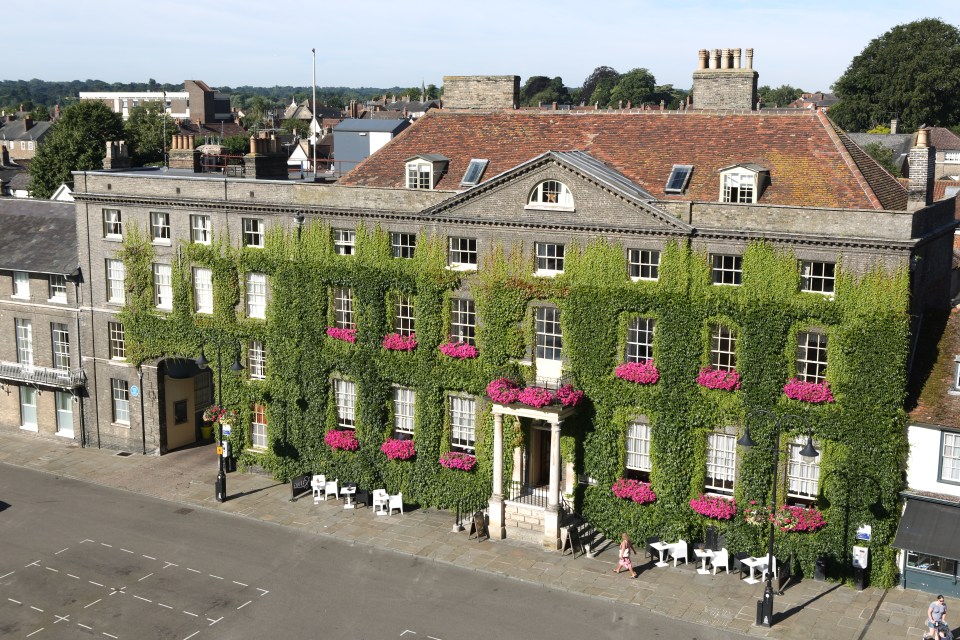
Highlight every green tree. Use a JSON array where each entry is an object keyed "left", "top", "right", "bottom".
[
  {"left": 589, "top": 75, "right": 618, "bottom": 107},
  {"left": 863, "top": 142, "right": 903, "bottom": 177},
  {"left": 28, "top": 101, "right": 124, "bottom": 198},
  {"left": 580, "top": 66, "right": 619, "bottom": 106},
  {"left": 281, "top": 118, "right": 311, "bottom": 139},
  {"left": 28, "top": 105, "right": 50, "bottom": 121},
  {"left": 125, "top": 101, "right": 174, "bottom": 166},
  {"left": 758, "top": 84, "right": 804, "bottom": 108},
  {"left": 609, "top": 68, "right": 657, "bottom": 107},
  {"left": 651, "top": 84, "right": 689, "bottom": 110},
  {"left": 830, "top": 18, "right": 960, "bottom": 131},
  {"left": 520, "top": 76, "right": 570, "bottom": 107},
  {"left": 426, "top": 84, "right": 440, "bottom": 100},
  {"left": 222, "top": 134, "right": 249, "bottom": 156}
]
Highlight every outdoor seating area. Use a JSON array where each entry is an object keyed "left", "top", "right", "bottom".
[
  {"left": 642, "top": 533, "right": 773, "bottom": 585},
  {"left": 310, "top": 475, "right": 403, "bottom": 516}
]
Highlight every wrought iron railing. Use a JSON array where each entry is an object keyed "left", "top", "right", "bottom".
[
  {"left": 0, "top": 361, "right": 85, "bottom": 389},
  {"left": 531, "top": 372, "right": 574, "bottom": 391}
]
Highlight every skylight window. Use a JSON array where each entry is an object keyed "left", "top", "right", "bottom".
[
  {"left": 665, "top": 165, "right": 693, "bottom": 194},
  {"left": 460, "top": 159, "right": 489, "bottom": 187}
]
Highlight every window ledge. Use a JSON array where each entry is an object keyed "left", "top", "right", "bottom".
[
  {"left": 11, "top": 295, "right": 30, "bottom": 300},
  {"left": 711, "top": 282, "right": 742, "bottom": 287},
  {"left": 524, "top": 204, "right": 575, "bottom": 213},
  {"left": 104, "top": 236, "right": 123, "bottom": 242},
  {"left": 447, "top": 264, "right": 478, "bottom": 272},
  {"left": 48, "top": 297, "right": 67, "bottom": 304},
  {"left": 152, "top": 240, "right": 172, "bottom": 246},
  {"left": 630, "top": 276, "right": 658, "bottom": 283},
  {"left": 534, "top": 270, "right": 562, "bottom": 278},
  {"left": 246, "top": 447, "right": 267, "bottom": 454},
  {"left": 19, "top": 424, "right": 39, "bottom": 432}
]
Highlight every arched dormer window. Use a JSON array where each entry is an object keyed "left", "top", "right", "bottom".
[{"left": 526, "top": 180, "right": 574, "bottom": 210}]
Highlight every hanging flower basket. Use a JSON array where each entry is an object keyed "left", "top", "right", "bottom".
[
  {"left": 382, "top": 332, "right": 417, "bottom": 351},
  {"left": 689, "top": 494, "right": 737, "bottom": 520},
  {"left": 326, "top": 327, "right": 357, "bottom": 343},
  {"left": 381, "top": 438, "right": 416, "bottom": 460},
  {"left": 202, "top": 405, "right": 237, "bottom": 424},
  {"left": 439, "top": 341, "right": 479, "bottom": 359},
  {"left": 611, "top": 478, "right": 657, "bottom": 505},
  {"left": 556, "top": 384, "right": 584, "bottom": 407},
  {"left": 324, "top": 428, "right": 358, "bottom": 451},
  {"left": 696, "top": 367, "right": 740, "bottom": 391},
  {"left": 439, "top": 451, "right": 476, "bottom": 471},
  {"left": 783, "top": 378, "right": 834, "bottom": 404},
  {"left": 743, "top": 501, "right": 767, "bottom": 527},
  {"left": 615, "top": 360, "right": 660, "bottom": 385},
  {"left": 771, "top": 505, "right": 827, "bottom": 532}
]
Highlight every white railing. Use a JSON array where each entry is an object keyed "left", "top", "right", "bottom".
[{"left": 0, "top": 361, "right": 85, "bottom": 388}]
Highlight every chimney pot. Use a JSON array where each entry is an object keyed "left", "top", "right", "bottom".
[
  {"left": 745, "top": 48, "right": 754, "bottom": 69},
  {"left": 711, "top": 49, "right": 721, "bottom": 69},
  {"left": 890, "top": 119, "right": 898, "bottom": 135},
  {"left": 734, "top": 48, "right": 742, "bottom": 69},
  {"left": 698, "top": 49, "right": 708, "bottom": 70},
  {"left": 721, "top": 48, "right": 731, "bottom": 69}
]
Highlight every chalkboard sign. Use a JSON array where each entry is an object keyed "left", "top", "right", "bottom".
[
  {"left": 290, "top": 473, "right": 312, "bottom": 501},
  {"left": 561, "top": 524, "right": 584, "bottom": 557},
  {"left": 469, "top": 511, "right": 488, "bottom": 541}
]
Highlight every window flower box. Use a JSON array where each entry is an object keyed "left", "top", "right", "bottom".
[
  {"left": 689, "top": 494, "right": 737, "bottom": 520},
  {"left": 517, "top": 386, "right": 553, "bottom": 408},
  {"left": 381, "top": 438, "right": 416, "bottom": 460},
  {"left": 783, "top": 378, "right": 834, "bottom": 404},
  {"left": 382, "top": 332, "right": 417, "bottom": 351},
  {"left": 439, "top": 341, "right": 479, "bottom": 359},
  {"left": 326, "top": 327, "right": 357, "bottom": 343},
  {"left": 696, "top": 367, "right": 740, "bottom": 391},
  {"left": 486, "top": 378, "right": 520, "bottom": 404},
  {"left": 324, "top": 428, "right": 358, "bottom": 451},
  {"left": 771, "top": 504, "right": 826, "bottom": 532},
  {"left": 615, "top": 360, "right": 660, "bottom": 385},
  {"left": 439, "top": 451, "right": 476, "bottom": 471},
  {"left": 486, "top": 378, "right": 586, "bottom": 408},
  {"left": 611, "top": 478, "right": 657, "bottom": 505}
]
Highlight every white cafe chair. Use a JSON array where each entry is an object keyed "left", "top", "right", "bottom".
[
  {"left": 712, "top": 548, "right": 730, "bottom": 575},
  {"left": 760, "top": 555, "right": 778, "bottom": 581},
  {"left": 372, "top": 489, "right": 389, "bottom": 515},
  {"left": 670, "top": 539, "right": 688, "bottom": 567},
  {"left": 387, "top": 492, "right": 403, "bottom": 516},
  {"left": 311, "top": 474, "right": 326, "bottom": 503},
  {"left": 324, "top": 478, "right": 339, "bottom": 501}
]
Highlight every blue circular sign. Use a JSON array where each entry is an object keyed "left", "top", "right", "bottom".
[{"left": 130, "top": 385, "right": 140, "bottom": 397}]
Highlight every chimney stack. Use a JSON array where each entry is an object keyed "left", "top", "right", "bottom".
[
  {"left": 23, "top": 117, "right": 33, "bottom": 132},
  {"left": 890, "top": 119, "right": 898, "bottom": 135},
  {"left": 907, "top": 128, "right": 936, "bottom": 211},
  {"left": 691, "top": 46, "right": 759, "bottom": 110}
]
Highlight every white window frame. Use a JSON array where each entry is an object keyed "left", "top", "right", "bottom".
[
  {"left": 711, "top": 254, "right": 743, "bottom": 286},
  {"left": 12, "top": 271, "right": 29, "bottom": 298},
  {"left": 449, "top": 395, "right": 476, "bottom": 452},
  {"left": 190, "top": 214, "right": 211, "bottom": 244},
  {"left": 106, "top": 259, "right": 125, "bottom": 304},
  {"left": 108, "top": 322, "right": 126, "bottom": 360},
  {"left": 626, "top": 317, "right": 655, "bottom": 363},
  {"left": 406, "top": 161, "right": 433, "bottom": 189},
  {"left": 153, "top": 263, "right": 173, "bottom": 310},
  {"left": 450, "top": 298, "right": 476, "bottom": 346},
  {"left": 334, "top": 378, "right": 356, "bottom": 429},
  {"left": 246, "top": 272, "right": 267, "bottom": 319},
  {"left": 48, "top": 274, "right": 67, "bottom": 303},
  {"left": 527, "top": 180, "right": 573, "bottom": 210},
  {"left": 333, "top": 229, "right": 356, "bottom": 255},
  {"left": 628, "top": 249, "right": 660, "bottom": 281},
  {"left": 55, "top": 391, "right": 74, "bottom": 438},
  {"left": 334, "top": 287, "right": 354, "bottom": 329},
  {"left": 941, "top": 431, "right": 960, "bottom": 484},
  {"left": 20, "top": 386, "right": 38, "bottom": 430},
  {"left": 103, "top": 208, "right": 123, "bottom": 239},
  {"left": 787, "top": 438, "right": 821, "bottom": 500},
  {"left": 394, "top": 294, "right": 415, "bottom": 336},
  {"left": 243, "top": 217, "right": 265, "bottom": 248},
  {"left": 705, "top": 432, "right": 736, "bottom": 495},
  {"left": 626, "top": 420, "right": 652, "bottom": 479},
  {"left": 393, "top": 387, "right": 415, "bottom": 438},
  {"left": 710, "top": 324, "right": 737, "bottom": 372},
  {"left": 248, "top": 341, "right": 266, "bottom": 380},
  {"left": 193, "top": 267, "right": 213, "bottom": 314},
  {"left": 251, "top": 403, "right": 267, "bottom": 449},
  {"left": 150, "top": 211, "right": 171, "bottom": 244},
  {"left": 51, "top": 322, "right": 70, "bottom": 371},
  {"left": 16, "top": 318, "right": 33, "bottom": 366},
  {"left": 796, "top": 331, "right": 827, "bottom": 383},
  {"left": 800, "top": 261, "right": 836, "bottom": 295},
  {"left": 448, "top": 237, "right": 478, "bottom": 271},
  {"left": 111, "top": 378, "right": 130, "bottom": 425},
  {"left": 535, "top": 242, "right": 565, "bottom": 276},
  {"left": 720, "top": 169, "right": 756, "bottom": 203},
  {"left": 391, "top": 232, "right": 416, "bottom": 259},
  {"left": 535, "top": 307, "right": 562, "bottom": 361},
  {"left": 944, "top": 151, "right": 960, "bottom": 163}
]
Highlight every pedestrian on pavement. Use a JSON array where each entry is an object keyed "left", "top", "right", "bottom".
[
  {"left": 927, "top": 595, "right": 947, "bottom": 640},
  {"left": 614, "top": 533, "right": 638, "bottom": 579}
]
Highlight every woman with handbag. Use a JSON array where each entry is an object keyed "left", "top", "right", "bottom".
[{"left": 615, "top": 532, "right": 639, "bottom": 578}]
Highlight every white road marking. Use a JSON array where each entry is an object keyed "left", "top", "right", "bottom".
[
  {"left": 428, "top": 636, "right": 443, "bottom": 640},
  {"left": 25, "top": 560, "right": 40, "bottom": 567},
  {"left": 89, "top": 581, "right": 104, "bottom": 587},
  {"left": 100, "top": 543, "right": 112, "bottom": 548},
  {"left": 138, "top": 573, "right": 153, "bottom": 582},
  {"left": 55, "top": 548, "right": 69, "bottom": 555},
  {"left": 121, "top": 548, "right": 134, "bottom": 554},
  {"left": 8, "top": 598, "right": 21, "bottom": 604},
  {"left": 67, "top": 574, "right": 80, "bottom": 580},
  {"left": 45, "top": 567, "right": 59, "bottom": 573},
  {"left": 81, "top": 539, "right": 94, "bottom": 544},
  {"left": 183, "top": 610, "right": 198, "bottom": 617},
  {"left": 233, "top": 581, "right": 248, "bottom": 587},
  {"left": 109, "top": 587, "right": 126, "bottom": 596},
  {"left": 103, "top": 633, "right": 118, "bottom": 639},
  {"left": 183, "top": 632, "right": 199, "bottom": 640},
  {"left": 209, "top": 574, "right": 223, "bottom": 580},
  {"left": 30, "top": 606, "right": 44, "bottom": 612},
  {"left": 186, "top": 568, "right": 201, "bottom": 574},
  {"left": 158, "top": 603, "right": 173, "bottom": 609},
  {"left": 237, "top": 600, "right": 252, "bottom": 610},
  {"left": 163, "top": 562, "right": 178, "bottom": 569},
  {"left": 400, "top": 632, "right": 417, "bottom": 637},
  {"left": 207, "top": 617, "right": 223, "bottom": 626},
  {"left": 134, "top": 595, "right": 152, "bottom": 603},
  {"left": 0, "top": 571, "right": 14, "bottom": 579},
  {"left": 142, "top": 555, "right": 156, "bottom": 560},
  {"left": 54, "top": 615, "right": 70, "bottom": 624},
  {"left": 25, "top": 628, "right": 44, "bottom": 637},
  {"left": 84, "top": 599, "right": 101, "bottom": 608},
  {"left": 256, "top": 588, "right": 269, "bottom": 596},
  {"left": 78, "top": 623, "right": 92, "bottom": 630}
]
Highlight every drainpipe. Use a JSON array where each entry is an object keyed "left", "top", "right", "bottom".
[
  {"left": 138, "top": 366, "right": 146, "bottom": 455},
  {"left": 69, "top": 269, "right": 86, "bottom": 448}
]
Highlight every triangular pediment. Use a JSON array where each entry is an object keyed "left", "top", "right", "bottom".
[{"left": 421, "top": 151, "right": 692, "bottom": 233}]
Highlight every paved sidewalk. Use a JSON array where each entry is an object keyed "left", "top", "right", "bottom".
[{"left": 0, "top": 430, "right": 950, "bottom": 640}]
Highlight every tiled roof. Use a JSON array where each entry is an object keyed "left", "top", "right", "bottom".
[
  {"left": 930, "top": 127, "right": 960, "bottom": 151},
  {"left": 909, "top": 308, "right": 960, "bottom": 428},
  {"left": 340, "top": 109, "right": 907, "bottom": 210},
  {"left": 0, "top": 119, "right": 53, "bottom": 141},
  {"left": 0, "top": 199, "right": 78, "bottom": 274}
]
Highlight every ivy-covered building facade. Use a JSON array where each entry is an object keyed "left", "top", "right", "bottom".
[{"left": 67, "top": 57, "right": 957, "bottom": 588}]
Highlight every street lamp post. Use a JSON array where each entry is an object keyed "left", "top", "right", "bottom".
[
  {"left": 196, "top": 342, "right": 244, "bottom": 503},
  {"left": 737, "top": 409, "right": 819, "bottom": 628}
]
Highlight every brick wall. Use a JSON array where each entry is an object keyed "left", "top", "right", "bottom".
[
  {"left": 442, "top": 76, "right": 519, "bottom": 110},
  {"left": 691, "top": 70, "right": 758, "bottom": 110}
]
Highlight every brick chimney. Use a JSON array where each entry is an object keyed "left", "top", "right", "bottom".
[
  {"left": 890, "top": 119, "right": 898, "bottom": 135},
  {"left": 907, "top": 128, "right": 936, "bottom": 211},
  {"left": 102, "top": 140, "right": 131, "bottom": 170},
  {"left": 691, "top": 47, "right": 758, "bottom": 110},
  {"left": 23, "top": 117, "right": 33, "bottom": 132}
]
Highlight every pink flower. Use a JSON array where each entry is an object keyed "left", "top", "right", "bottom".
[
  {"left": 556, "top": 384, "right": 584, "bottom": 407},
  {"left": 326, "top": 327, "right": 357, "bottom": 343},
  {"left": 696, "top": 367, "right": 740, "bottom": 391},
  {"left": 771, "top": 505, "right": 827, "bottom": 532},
  {"left": 324, "top": 428, "right": 358, "bottom": 451},
  {"left": 611, "top": 478, "right": 657, "bottom": 504},
  {"left": 783, "top": 378, "right": 834, "bottom": 404},
  {"left": 517, "top": 386, "right": 555, "bottom": 408},
  {"left": 689, "top": 494, "right": 737, "bottom": 520},
  {"left": 382, "top": 332, "right": 417, "bottom": 351},
  {"left": 439, "top": 341, "right": 479, "bottom": 359},
  {"left": 615, "top": 360, "right": 660, "bottom": 385},
  {"left": 381, "top": 438, "right": 416, "bottom": 460},
  {"left": 439, "top": 451, "right": 476, "bottom": 471},
  {"left": 486, "top": 378, "right": 521, "bottom": 404}
]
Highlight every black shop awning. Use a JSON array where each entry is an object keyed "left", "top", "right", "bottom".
[{"left": 893, "top": 497, "right": 960, "bottom": 560}]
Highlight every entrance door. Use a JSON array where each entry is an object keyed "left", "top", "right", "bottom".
[
  {"left": 528, "top": 422, "right": 550, "bottom": 487},
  {"left": 55, "top": 391, "right": 74, "bottom": 438},
  {"left": 164, "top": 375, "right": 196, "bottom": 450}
]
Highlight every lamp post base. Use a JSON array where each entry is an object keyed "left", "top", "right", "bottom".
[
  {"left": 756, "top": 585, "right": 775, "bottom": 627},
  {"left": 216, "top": 472, "right": 227, "bottom": 503}
]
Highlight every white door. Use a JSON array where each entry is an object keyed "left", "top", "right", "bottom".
[{"left": 56, "top": 391, "right": 74, "bottom": 438}]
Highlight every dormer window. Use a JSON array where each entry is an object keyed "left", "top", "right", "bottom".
[
  {"left": 719, "top": 165, "right": 768, "bottom": 203},
  {"left": 527, "top": 180, "right": 573, "bottom": 210},
  {"left": 405, "top": 154, "right": 449, "bottom": 190}
]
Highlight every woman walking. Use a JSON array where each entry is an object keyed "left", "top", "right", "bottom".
[{"left": 615, "top": 532, "right": 639, "bottom": 578}]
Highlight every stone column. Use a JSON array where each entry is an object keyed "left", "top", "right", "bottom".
[
  {"left": 543, "top": 419, "right": 562, "bottom": 550},
  {"left": 488, "top": 412, "right": 506, "bottom": 539}
]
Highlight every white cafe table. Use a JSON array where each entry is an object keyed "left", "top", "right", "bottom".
[
  {"left": 694, "top": 548, "right": 714, "bottom": 575},
  {"left": 650, "top": 541, "right": 675, "bottom": 567},
  {"left": 341, "top": 485, "right": 357, "bottom": 509},
  {"left": 742, "top": 556, "right": 768, "bottom": 584}
]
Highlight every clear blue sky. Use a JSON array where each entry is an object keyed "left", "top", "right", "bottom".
[{"left": 7, "top": 1, "right": 958, "bottom": 93}]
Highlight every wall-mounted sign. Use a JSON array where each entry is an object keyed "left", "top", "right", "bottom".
[
  {"left": 856, "top": 524, "right": 872, "bottom": 541},
  {"left": 130, "top": 385, "right": 139, "bottom": 398}
]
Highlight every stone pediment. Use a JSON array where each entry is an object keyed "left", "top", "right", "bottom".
[{"left": 421, "top": 151, "right": 692, "bottom": 233}]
